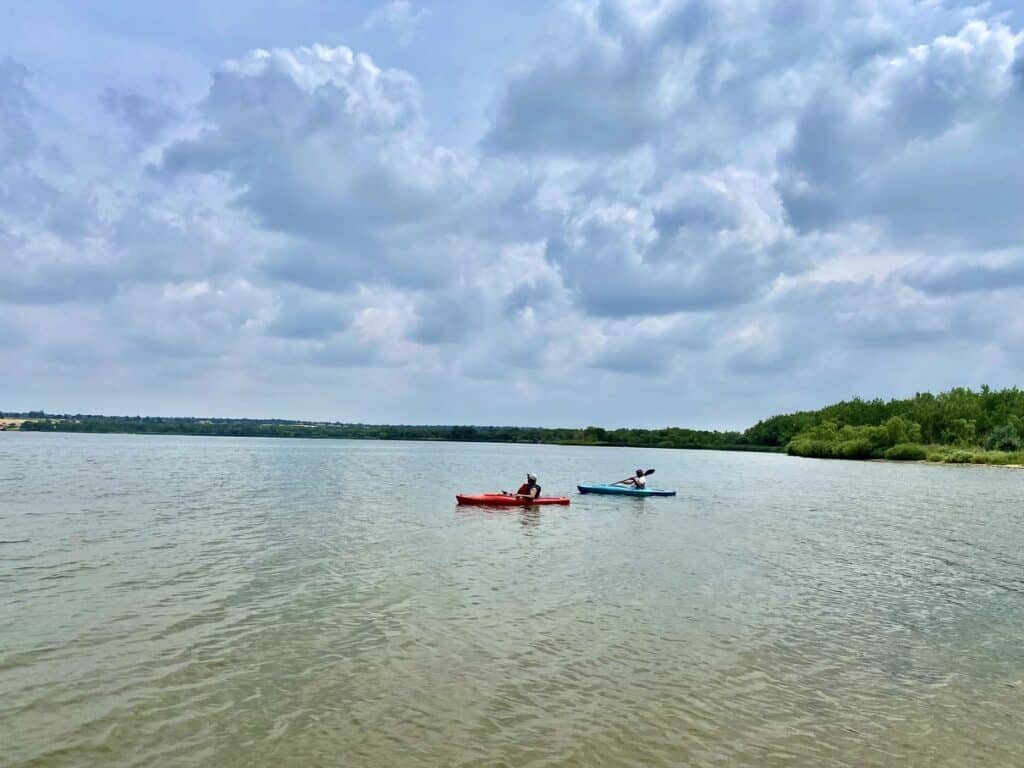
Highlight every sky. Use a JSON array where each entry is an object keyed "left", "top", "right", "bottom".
[{"left": 2, "top": 0, "right": 1024, "bottom": 429}]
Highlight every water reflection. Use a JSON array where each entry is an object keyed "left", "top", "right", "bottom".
[
  {"left": 454, "top": 504, "right": 544, "bottom": 530},
  {"left": 519, "top": 508, "right": 542, "bottom": 529}
]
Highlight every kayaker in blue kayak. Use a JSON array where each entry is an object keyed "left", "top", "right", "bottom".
[
  {"left": 515, "top": 473, "right": 541, "bottom": 500},
  {"left": 578, "top": 470, "right": 674, "bottom": 496},
  {"left": 622, "top": 469, "right": 647, "bottom": 489}
]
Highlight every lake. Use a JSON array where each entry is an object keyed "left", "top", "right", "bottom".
[{"left": 2, "top": 432, "right": 1022, "bottom": 767}]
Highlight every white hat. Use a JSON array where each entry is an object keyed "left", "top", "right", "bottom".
[{"left": 527, "top": 473, "right": 537, "bottom": 481}]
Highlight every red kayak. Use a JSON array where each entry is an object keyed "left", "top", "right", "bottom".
[{"left": 456, "top": 493, "right": 571, "bottom": 507}]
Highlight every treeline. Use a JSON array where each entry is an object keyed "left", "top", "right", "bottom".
[
  {"left": 10, "top": 413, "right": 757, "bottom": 451},
  {"left": 743, "top": 386, "right": 1024, "bottom": 462},
  {"left": 10, "top": 385, "right": 1024, "bottom": 463}
]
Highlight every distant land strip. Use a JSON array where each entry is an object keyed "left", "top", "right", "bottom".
[
  {"left": 2, "top": 412, "right": 767, "bottom": 452},
  {"left": 5, "top": 385, "right": 1024, "bottom": 466}
]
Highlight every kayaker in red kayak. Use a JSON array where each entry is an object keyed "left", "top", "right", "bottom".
[{"left": 514, "top": 473, "right": 541, "bottom": 500}]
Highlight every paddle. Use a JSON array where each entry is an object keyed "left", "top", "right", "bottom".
[
  {"left": 500, "top": 490, "right": 532, "bottom": 499},
  {"left": 611, "top": 468, "right": 655, "bottom": 486}
]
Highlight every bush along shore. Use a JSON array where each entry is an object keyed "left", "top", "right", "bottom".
[
  {"left": 760, "top": 386, "right": 1024, "bottom": 465},
  {"left": 6, "top": 385, "right": 1024, "bottom": 466}
]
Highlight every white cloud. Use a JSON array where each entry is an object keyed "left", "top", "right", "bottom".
[
  {"left": 3, "top": 2, "right": 1024, "bottom": 426},
  {"left": 161, "top": 44, "right": 473, "bottom": 292}
]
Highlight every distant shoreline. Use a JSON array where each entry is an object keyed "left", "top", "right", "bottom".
[
  {"left": 9, "top": 426, "right": 1023, "bottom": 469},
  {"left": 4, "top": 413, "right": 781, "bottom": 453},
  {"left": 7, "top": 386, "right": 1024, "bottom": 467}
]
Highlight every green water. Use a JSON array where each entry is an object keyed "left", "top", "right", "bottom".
[{"left": 2, "top": 433, "right": 1022, "bottom": 766}]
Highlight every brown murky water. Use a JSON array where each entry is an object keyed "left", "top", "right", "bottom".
[{"left": 2, "top": 433, "right": 1022, "bottom": 767}]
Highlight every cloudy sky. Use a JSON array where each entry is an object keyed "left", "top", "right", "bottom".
[{"left": 2, "top": 1, "right": 1023, "bottom": 428}]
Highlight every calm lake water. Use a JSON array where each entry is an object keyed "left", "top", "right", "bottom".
[{"left": 2, "top": 432, "right": 1022, "bottom": 767}]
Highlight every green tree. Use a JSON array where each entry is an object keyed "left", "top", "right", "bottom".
[
  {"left": 941, "top": 418, "right": 977, "bottom": 446},
  {"left": 883, "top": 416, "right": 921, "bottom": 446},
  {"left": 986, "top": 423, "right": 1022, "bottom": 452}
]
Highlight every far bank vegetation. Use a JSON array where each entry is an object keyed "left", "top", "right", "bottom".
[
  {"left": 747, "top": 386, "right": 1024, "bottom": 465},
  {"left": 8, "top": 386, "right": 1024, "bottom": 466}
]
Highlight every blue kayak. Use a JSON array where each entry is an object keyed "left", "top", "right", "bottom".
[{"left": 577, "top": 484, "right": 676, "bottom": 497}]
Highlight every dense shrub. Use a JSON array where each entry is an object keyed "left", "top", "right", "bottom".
[
  {"left": 763, "top": 385, "right": 1024, "bottom": 455},
  {"left": 972, "top": 450, "right": 1024, "bottom": 465},
  {"left": 884, "top": 443, "right": 927, "bottom": 460},
  {"left": 986, "top": 423, "right": 1022, "bottom": 452},
  {"left": 788, "top": 438, "right": 835, "bottom": 458},
  {"left": 973, "top": 451, "right": 1007, "bottom": 464},
  {"left": 941, "top": 418, "right": 977, "bottom": 446},
  {"left": 787, "top": 420, "right": 901, "bottom": 459},
  {"left": 836, "top": 438, "right": 875, "bottom": 459},
  {"left": 945, "top": 450, "right": 975, "bottom": 464}
]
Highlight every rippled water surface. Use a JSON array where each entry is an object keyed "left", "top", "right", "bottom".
[{"left": 2, "top": 432, "right": 1023, "bottom": 767}]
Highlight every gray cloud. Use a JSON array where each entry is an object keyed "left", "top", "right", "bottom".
[
  {"left": 0, "top": 262, "right": 118, "bottom": 304},
  {"left": 486, "top": 0, "right": 717, "bottom": 156},
  {"left": 587, "top": 340, "right": 675, "bottom": 375},
  {"left": 903, "top": 253, "right": 1024, "bottom": 295},
  {"left": 543, "top": 167, "right": 798, "bottom": 317},
  {"left": 781, "top": 21, "right": 1024, "bottom": 248},
  {"left": 100, "top": 87, "right": 179, "bottom": 142},
  {"left": 0, "top": 58, "right": 36, "bottom": 167},
  {"left": 484, "top": 0, "right": 955, "bottom": 161},
  {"left": 265, "top": 300, "right": 352, "bottom": 340},
  {"left": 0, "top": 62, "right": 116, "bottom": 303}
]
